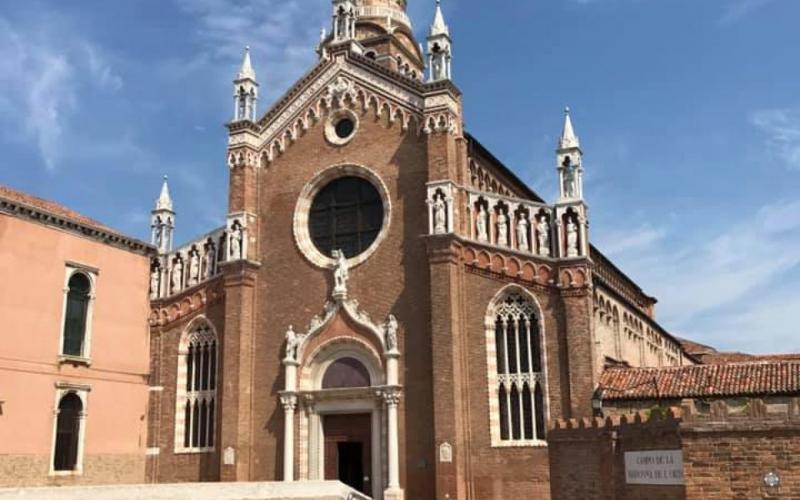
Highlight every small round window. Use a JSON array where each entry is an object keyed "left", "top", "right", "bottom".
[
  {"left": 334, "top": 118, "right": 355, "bottom": 139},
  {"left": 325, "top": 110, "right": 359, "bottom": 146},
  {"left": 309, "top": 176, "right": 384, "bottom": 259}
]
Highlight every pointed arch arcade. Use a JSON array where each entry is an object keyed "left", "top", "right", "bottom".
[{"left": 485, "top": 285, "right": 548, "bottom": 446}]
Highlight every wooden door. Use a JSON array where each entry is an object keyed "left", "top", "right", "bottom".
[{"left": 323, "top": 413, "right": 372, "bottom": 494}]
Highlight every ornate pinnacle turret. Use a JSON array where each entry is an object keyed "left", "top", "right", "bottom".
[
  {"left": 151, "top": 175, "right": 176, "bottom": 253},
  {"left": 236, "top": 46, "right": 256, "bottom": 82},
  {"left": 233, "top": 46, "right": 259, "bottom": 122},
  {"left": 431, "top": 0, "right": 449, "bottom": 37},
  {"left": 427, "top": 0, "right": 452, "bottom": 82},
  {"left": 154, "top": 175, "right": 173, "bottom": 212},
  {"left": 559, "top": 107, "right": 581, "bottom": 151}
]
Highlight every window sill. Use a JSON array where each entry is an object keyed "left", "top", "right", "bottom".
[
  {"left": 50, "top": 469, "right": 83, "bottom": 477},
  {"left": 491, "top": 439, "right": 548, "bottom": 448},
  {"left": 174, "top": 447, "right": 215, "bottom": 455},
  {"left": 58, "top": 355, "right": 92, "bottom": 367}
]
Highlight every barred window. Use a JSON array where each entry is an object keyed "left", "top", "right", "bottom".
[
  {"left": 493, "top": 292, "right": 546, "bottom": 443},
  {"left": 179, "top": 323, "right": 217, "bottom": 451}
]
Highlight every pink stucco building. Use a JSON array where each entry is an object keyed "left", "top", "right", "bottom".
[{"left": 0, "top": 185, "right": 154, "bottom": 486}]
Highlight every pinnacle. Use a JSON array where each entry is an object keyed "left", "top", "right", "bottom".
[{"left": 236, "top": 46, "right": 256, "bottom": 82}]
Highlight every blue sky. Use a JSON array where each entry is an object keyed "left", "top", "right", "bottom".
[{"left": 1, "top": 0, "right": 798, "bottom": 353}]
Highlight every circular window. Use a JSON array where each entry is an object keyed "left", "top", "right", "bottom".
[
  {"left": 335, "top": 118, "right": 355, "bottom": 139},
  {"left": 309, "top": 176, "right": 383, "bottom": 259},
  {"left": 324, "top": 110, "right": 359, "bottom": 146},
  {"left": 294, "top": 164, "right": 391, "bottom": 269}
]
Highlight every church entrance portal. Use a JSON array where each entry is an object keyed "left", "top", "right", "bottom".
[{"left": 323, "top": 413, "right": 372, "bottom": 495}]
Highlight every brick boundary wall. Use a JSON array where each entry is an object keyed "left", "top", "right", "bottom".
[{"left": 547, "top": 398, "right": 800, "bottom": 500}]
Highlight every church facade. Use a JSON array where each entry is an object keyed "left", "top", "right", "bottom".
[{"left": 144, "top": 1, "right": 695, "bottom": 499}]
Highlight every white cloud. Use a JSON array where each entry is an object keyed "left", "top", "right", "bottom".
[
  {"left": 173, "top": 0, "right": 327, "bottom": 102},
  {"left": 751, "top": 108, "right": 800, "bottom": 170},
  {"left": 596, "top": 223, "right": 667, "bottom": 256},
  {"left": 0, "top": 16, "right": 125, "bottom": 171},
  {"left": 720, "top": 0, "right": 776, "bottom": 24},
  {"left": 605, "top": 199, "right": 800, "bottom": 352}
]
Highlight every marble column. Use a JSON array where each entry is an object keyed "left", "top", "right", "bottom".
[
  {"left": 383, "top": 387, "right": 403, "bottom": 500},
  {"left": 281, "top": 393, "right": 297, "bottom": 481}
]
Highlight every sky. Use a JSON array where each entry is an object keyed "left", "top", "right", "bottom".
[{"left": 1, "top": 0, "right": 799, "bottom": 354}]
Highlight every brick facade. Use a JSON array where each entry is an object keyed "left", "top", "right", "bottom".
[{"left": 548, "top": 400, "right": 800, "bottom": 499}]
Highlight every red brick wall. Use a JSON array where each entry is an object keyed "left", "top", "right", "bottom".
[{"left": 547, "top": 404, "right": 800, "bottom": 500}]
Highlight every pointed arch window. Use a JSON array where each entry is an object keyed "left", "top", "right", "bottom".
[
  {"left": 176, "top": 322, "right": 217, "bottom": 452},
  {"left": 488, "top": 291, "right": 547, "bottom": 445}
]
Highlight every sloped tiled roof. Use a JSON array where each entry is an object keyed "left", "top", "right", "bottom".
[
  {"left": 598, "top": 362, "right": 800, "bottom": 401},
  {"left": 0, "top": 184, "right": 153, "bottom": 255},
  {"left": 0, "top": 184, "right": 114, "bottom": 232}
]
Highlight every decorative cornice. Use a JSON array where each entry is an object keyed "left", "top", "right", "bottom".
[
  {"left": 149, "top": 276, "right": 225, "bottom": 327},
  {"left": 0, "top": 197, "right": 155, "bottom": 257}
]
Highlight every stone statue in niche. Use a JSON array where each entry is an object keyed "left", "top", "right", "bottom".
[
  {"left": 537, "top": 216, "right": 550, "bottom": 257},
  {"left": 567, "top": 219, "right": 579, "bottom": 257},
  {"left": 384, "top": 314, "right": 398, "bottom": 351},
  {"left": 476, "top": 205, "right": 489, "bottom": 242},
  {"left": 433, "top": 195, "right": 447, "bottom": 234},
  {"left": 332, "top": 249, "right": 349, "bottom": 297},
  {"left": 517, "top": 213, "right": 530, "bottom": 252},
  {"left": 150, "top": 264, "right": 160, "bottom": 299},
  {"left": 202, "top": 242, "right": 215, "bottom": 280},
  {"left": 285, "top": 325, "right": 302, "bottom": 362},
  {"left": 171, "top": 257, "right": 183, "bottom": 293},
  {"left": 563, "top": 157, "right": 577, "bottom": 199},
  {"left": 188, "top": 248, "right": 200, "bottom": 285},
  {"left": 229, "top": 221, "right": 244, "bottom": 260},
  {"left": 497, "top": 211, "right": 509, "bottom": 246}
]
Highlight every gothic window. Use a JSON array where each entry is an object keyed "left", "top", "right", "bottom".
[
  {"left": 309, "top": 176, "right": 384, "bottom": 259},
  {"left": 62, "top": 272, "right": 92, "bottom": 358},
  {"left": 322, "top": 357, "right": 371, "bottom": 389},
  {"left": 178, "top": 322, "right": 217, "bottom": 451},
  {"left": 53, "top": 392, "right": 83, "bottom": 471},
  {"left": 490, "top": 291, "right": 546, "bottom": 444}
]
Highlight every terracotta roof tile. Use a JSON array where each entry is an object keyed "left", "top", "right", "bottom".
[
  {"left": 0, "top": 184, "right": 114, "bottom": 233},
  {"left": 598, "top": 361, "right": 800, "bottom": 401}
]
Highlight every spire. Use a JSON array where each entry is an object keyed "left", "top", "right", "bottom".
[
  {"left": 155, "top": 175, "right": 173, "bottom": 212},
  {"left": 151, "top": 175, "right": 176, "bottom": 253},
  {"left": 233, "top": 46, "right": 259, "bottom": 122},
  {"left": 427, "top": 0, "right": 452, "bottom": 82},
  {"left": 559, "top": 107, "right": 580, "bottom": 150},
  {"left": 237, "top": 46, "right": 256, "bottom": 82},
  {"left": 431, "top": 0, "right": 449, "bottom": 37}
]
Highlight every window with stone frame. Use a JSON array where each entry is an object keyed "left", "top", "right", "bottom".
[
  {"left": 53, "top": 392, "right": 83, "bottom": 471},
  {"left": 62, "top": 272, "right": 92, "bottom": 357},
  {"left": 490, "top": 291, "right": 546, "bottom": 444},
  {"left": 177, "top": 322, "right": 217, "bottom": 452}
]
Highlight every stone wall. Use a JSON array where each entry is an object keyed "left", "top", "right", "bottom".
[{"left": 547, "top": 399, "right": 800, "bottom": 499}]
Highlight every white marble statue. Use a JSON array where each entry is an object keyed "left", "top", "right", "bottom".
[
  {"left": 517, "top": 213, "right": 530, "bottom": 252},
  {"left": 229, "top": 221, "right": 244, "bottom": 260},
  {"left": 567, "top": 219, "right": 579, "bottom": 257},
  {"left": 497, "top": 211, "right": 509, "bottom": 246},
  {"left": 384, "top": 314, "right": 398, "bottom": 351},
  {"left": 188, "top": 249, "right": 200, "bottom": 285},
  {"left": 476, "top": 205, "right": 489, "bottom": 242},
  {"left": 171, "top": 258, "right": 183, "bottom": 293},
  {"left": 537, "top": 217, "right": 550, "bottom": 257},
  {"left": 150, "top": 265, "right": 160, "bottom": 299},
  {"left": 332, "top": 249, "right": 349, "bottom": 297},
  {"left": 285, "top": 325, "right": 301, "bottom": 361},
  {"left": 202, "top": 243, "right": 215, "bottom": 280},
  {"left": 433, "top": 196, "right": 447, "bottom": 234},
  {"left": 563, "top": 164, "right": 577, "bottom": 199}
]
